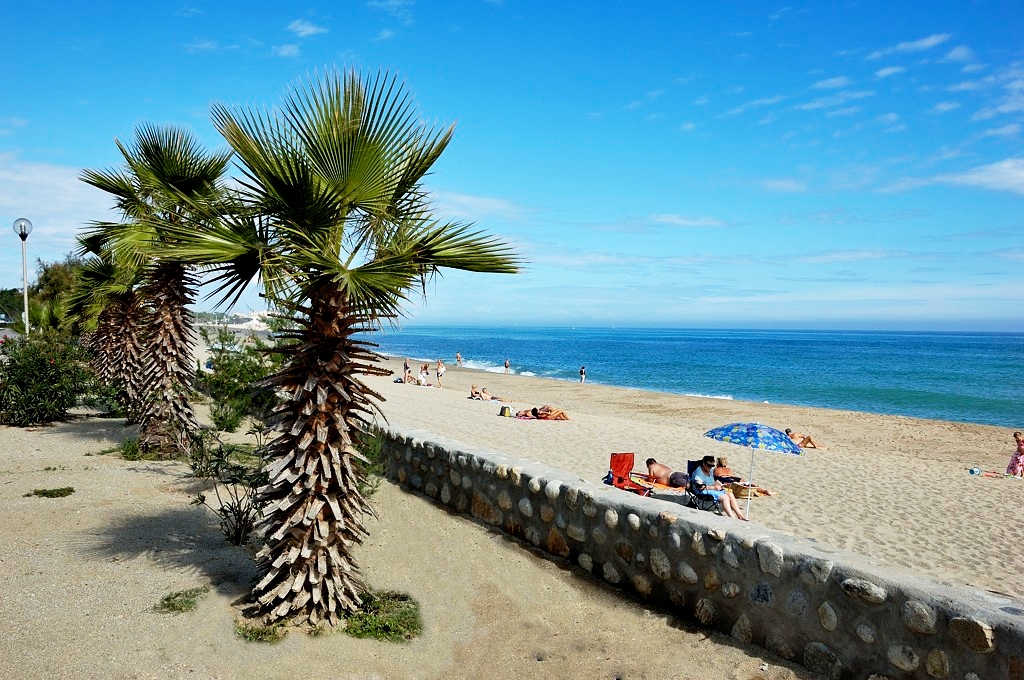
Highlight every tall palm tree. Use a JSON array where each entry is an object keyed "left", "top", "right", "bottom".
[
  {"left": 164, "top": 69, "right": 519, "bottom": 626},
  {"left": 81, "top": 125, "right": 230, "bottom": 456},
  {"left": 67, "top": 239, "right": 148, "bottom": 423}
]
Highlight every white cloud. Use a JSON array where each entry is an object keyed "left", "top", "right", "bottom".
[
  {"left": 983, "top": 123, "right": 1021, "bottom": 138},
  {"left": 288, "top": 20, "right": 328, "bottom": 38},
  {"left": 0, "top": 154, "right": 115, "bottom": 287},
  {"left": 649, "top": 215, "right": 726, "bottom": 227},
  {"left": 273, "top": 44, "right": 300, "bottom": 57},
  {"left": 761, "top": 179, "right": 807, "bottom": 193},
  {"left": 184, "top": 39, "right": 219, "bottom": 53},
  {"left": 694, "top": 95, "right": 710, "bottom": 106},
  {"left": 884, "top": 159, "right": 1024, "bottom": 195},
  {"left": 722, "top": 94, "right": 785, "bottom": 116},
  {"left": 797, "top": 250, "right": 895, "bottom": 264},
  {"left": 0, "top": 117, "right": 28, "bottom": 136},
  {"left": 942, "top": 46, "right": 975, "bottom": 63},
  {"left": 367, "top": 0, "right": 414, "bottom": 24},
  {"left": 973, "top": 92, "right": 1024, "bottom": 120},
  {"left": 375, "top": 29, "right": 395, "bottom": 41},
  {"left": 867, "top": 33, "right": 950, "bottom": 60},
  {"left": 796, "top": 90, "right": 874, "bottom": 111},
  {"left": 812, "top": 76, "right": 852, "bottom": 89},
  {"left": 875, "top": 113, "right": 899, "bottom": 124},
  {"left": 962, "top": 63, "right": 986, "bottom": 73},
  {"left": 931, "top": 101, "right": 960, "bottom": 113},
  {"left": 827, "top": 106, "right": 861, "bottom": 117},
  {"left": 647, "top": 89, "right": 664, "bottom": 99},
  {"left": 875, "top": 66, "right": 905, "bottom": 78},
  {"left": 679, "top": 122, "right": 695, "bottom": 131},
  {"left": 432, "top": 191, "right": 526, "bottom": 222}
]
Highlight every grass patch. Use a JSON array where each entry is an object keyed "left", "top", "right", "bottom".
[
  {"left": 235, "top": 618, "right": 288, "bottom": 643},
  {"left": 119, "top": 438, "right": 153, "bottom": 461},
  {"left": 24, "top": 487, "right": 75, "bottom": 498},
  {"left": 345, "top": 590, "right": 422, "bottom": 642},
  {"left": 155, "top": 586, "right": 210, "bottom": 613}
]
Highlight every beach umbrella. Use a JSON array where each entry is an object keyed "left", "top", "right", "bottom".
[{"left": 703, "top": 422, "right": 803, "bottom": 518}]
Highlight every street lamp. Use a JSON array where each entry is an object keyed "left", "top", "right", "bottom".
[{"left": 12, "top": 218, "right": 32, "bottom": 335}]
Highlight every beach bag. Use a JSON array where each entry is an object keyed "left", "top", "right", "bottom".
[
  {"left": 498, "top": 405, "right": 512, "bottom": 417},
  {"left": 730, "top": 482, "right": 756, "bottom": 499}
]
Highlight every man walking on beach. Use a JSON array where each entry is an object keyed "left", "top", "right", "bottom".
[{"left": 579, "top": 365, "right": 586, "bottom": 383}]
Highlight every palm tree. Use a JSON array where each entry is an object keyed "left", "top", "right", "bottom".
[
  {"left": 81, "top": 125, "right": 230, "bottom": 456},
  {"left": 67, "top": 239, "right": 148, "bottom": 423},
  {"left": 164, "top": 69, "right": 519, "bottom": 626}
]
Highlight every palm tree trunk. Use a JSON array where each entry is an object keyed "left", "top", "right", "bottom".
[
  {"left": 138, "top": 261, "right": 199, "bottom": 457},
  {"left": 119, "top": 293, "right": 147, "bottom": 424},
  {"left": 251, "top": 287, "right": 389, "bottom": 626}
]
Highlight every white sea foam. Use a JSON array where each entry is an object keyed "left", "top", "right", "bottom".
[{"left": 685, "top": 392, "right": 734, "bottom": 401}]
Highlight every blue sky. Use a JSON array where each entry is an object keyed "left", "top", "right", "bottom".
[{"left": 2, "top": 1, "right": 1022, "bottom": 330}]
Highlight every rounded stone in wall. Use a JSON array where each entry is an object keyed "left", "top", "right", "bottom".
[
  {"left": 632, "top": 574, "right": 652, "bottom": 597},
  {"left": 749, "top": 581, "right": 774, "bottom": 606},
  {"left": 614, "top": 541, "right": 634, "bottom": 564},
  {"left": 525, "top": 526, "right": 541, "bottom": 546},
  {"left": 648, "top": 523, "right": 658, "bottom": 538},
  {"left": 707, "top": 528, "right": 726, "bottom": 541},
  {"left": 602, "top": 562, "right": 621, "bottom": 584},
  {"left": 722, "top": 582, "right": 740, "bottom": 598},
  {"left": 455, "top": 492, "right": 468, "bottom": 513},
  {"left": 544, "top": 480, "right": 563, "bottom": 500},
  {"left": 582, "top": 494, "right": 597, "bottom": 517},
  {"left": 818, "top": 601, "right": 838, "bottom": 631},
  {"left": 461, "top": 474, "right": 472, "bottom": 490},
  {"left": 496, "top": 464, "right": 509, "bottom": 479},
  {"left": 425, "top": 445, "right": 436, "bottom": 459},
  {"left": 798, "top": 557, "right": 834, "bottom": 585},
  {"left": 677, "top": 561, "right": 699, "bottom": 584},
  {"left": 840, "top": 578, "right": 887, "bottom": 604},
  {"left": 669, "top": 531, "right": 682, "bottom": 551},
  {"left": 947, "top": 617, "right": 995, "bottom": 654},
  {"left": 785, "top": 590, "right": 808, "bottom": 618},
  {"left": 404, "top": 448, "right": 412, "bottom": 462},
  {"left": 449, "top": 469, "right": 461, "bottom": 486},
  {"left": 856, "top": 623, "right": 876, "bottom": 643},
  {"left": 803, "top": 642, "right": 842, "bottom": 680},
  {"left": 695, "top": 597, "right": 715, "bottom": 625},
  {"left": 649, "top": 548, "right": 672, "bottom": 580},
  {"left": 887, "top": 645, "right": 920, "bottom": 672},
  {"left": 704, "top": 568, "right": 720, "bottom": 593},
  {"left": 731, "top": 613, "right": 752, "bottom": 643},
  {"left": 540, "top": 504, "right": 555, "bottom": 523},
  {"left": 925, "top": 649, "right": 949, "bottom": 678},
  {"left": 901, "top": 600, "right": 937, "bottom": 634},
  {"left": 691, "top": 531, "right": 707, "bottom": 557},
  {"left": 567, "top": 524, "right": 586, "bottom": 542},
  {"left": 564, "top": 486, "right": 579, "bottom": 509},
  {"left": 722, "top": 543, "right": 740, "bottom": 569},
  {"left": 756, "top": 542, "right": 784, "bottom": 577},
  {"left": 425, "top": 482, "right": 438, "bottom": 498},
  {"left": 528, "top": 477, "right": 543, "bottom": 494},
  {"left": 497, "top": 490, "right": 512, "bottom": 511},
  {"left": 518, "top": 498, "right": 533, "bottom": 517},
  {"left": 578, "top": 553, "right": 593, "bottom": 571},
  {"left": 511, "top": 466, "right": 523, "bottom": 486},
  {"left": 440, "top": 482, "right": 451, "bottom": 504},
  {"left": 591, "top": 527, "right": 607, "bottom": 545},
  {"left": 605, "top": 508, "right": 619, "bottom": 529},
  {"left": 397, "top": 466, "right": 407, "bottom": 484},
  {"left": 765, "top": 631, "right": 796, "bottom": 661}
]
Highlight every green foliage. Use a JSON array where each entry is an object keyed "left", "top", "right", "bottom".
[
  {"left": 354, "top": 428, "right": 387, "bottom": 499},
  {"left": 235, "top": 618, "right": 287, "bottom": 643},
  {"left": 32, "top": 253, "right": 84, "bottom": 303},
  {"left": 0, "top": 335, "right": 91, "bottom": 426},
  {"left": 196, "top": 326, "right": 275, "bottom": 432},
  {"left": 155, "top": 586, "right": 210, "bottom": 613},
  {"left": 25, "top": 487, "right": 75, "bottom": 498},
  {"left": 191, "top": 428, "right": 270, "bottom": 546},
  {"left": 345, "top": 591, "right": 422, "bottom": 642},
  {"left": 0, "top": 288, "right": 22, "bottom": 324}
]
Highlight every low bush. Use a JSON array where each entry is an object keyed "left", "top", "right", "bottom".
[
  {"left": 155, "top": 586, "right": 210, "bottom": 613},
  {"left": 196, "top": 327, "right": 275, "bottom": 433},
  {"left": 191, "top": 426, "right": 270, "bottom": 546},
  {"left": 25, "top": 487, "right": 75, "bottom": 498},
  {"left": 0, "top": 335, "right": 91, "bottom": 426},
  {"left": 345, "top": 590, "right": 422, "bottom": 642},
  {"left": 235, "top": 618, "right": 287, "bottom": 643}
]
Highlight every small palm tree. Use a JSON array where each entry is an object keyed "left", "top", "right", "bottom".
[
  {"left": 67, "top": 240, "right": 148, "bottom": 422},
  {"left": 165, "top": 69, "right": 519, "bottom": 626},
  {"left": 81, "top": 125, "right": 230, "bottom": 455}
]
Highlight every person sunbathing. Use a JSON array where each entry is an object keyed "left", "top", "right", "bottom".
[
  {"left": 469, "top": 385, "right": 502, "bottom": 401},
  {"left": 714, "top": 456, "right": 777, "bottom": 496},
  {"left": 516, "top": 405, "right": 570, "bottom": 420},
  {"left": 785, "top": 428, "right": 826, "bottom": 449},
  {"left": 645, "top": 458, "right": 689, "bottom": 488}
]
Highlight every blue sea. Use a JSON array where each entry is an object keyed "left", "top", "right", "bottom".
[{"left": 360, "top": 326, "right": 1023, "bottom": 428}]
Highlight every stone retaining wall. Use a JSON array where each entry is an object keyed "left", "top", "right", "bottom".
[{"left": 381, "top": 427, "right": 1024, "bottom": 680}]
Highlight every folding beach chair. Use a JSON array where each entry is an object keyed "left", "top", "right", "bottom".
[
  {"left": 686, "top": 460, "right": 722, "bottom": 513},
  {"left": 605, "top": 452, "right": 653, "bottom": 497}
]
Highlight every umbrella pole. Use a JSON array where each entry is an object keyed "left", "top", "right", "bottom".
[{"left": 746, "top": 447, "right": 755, "bottom": 518}]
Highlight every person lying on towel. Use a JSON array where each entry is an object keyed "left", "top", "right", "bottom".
[
  {"left": 645, "top": 458, "right": 689, "bottom": 488},
  {"left": 516, "top": 405, "right": 569, "bottom": 420}
]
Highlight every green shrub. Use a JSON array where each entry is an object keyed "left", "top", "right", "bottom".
[
  {"left": 0, "top": 335, "right": 91, "bottom": 426},
  {"left": 191, "top": 427, "right": 270, "bottom": 546},
  {"left": 345, "top": 590, "right": 422, "bottom": 642},
  {"left": 196, "top": 327, "right": 275, "bottom": 432},
  {"left": 235, "top": 618, "right": 287, "bottom": 643},
  {"left": 155, "top": 586, "right": 210, "bottom": 613}
]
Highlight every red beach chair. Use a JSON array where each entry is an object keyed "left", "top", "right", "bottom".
[{"left": 607, "top": 452, "right": 653, "bottom": 497}]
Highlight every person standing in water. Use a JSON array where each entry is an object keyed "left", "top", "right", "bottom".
[
  {"left": 455, "top": 351, "right": 462, "bottom": 366},
  {"left": 579, "top": 365, "right": 586, "bottom": 383},
  {"left": 504, "top": 358, "right": 510, "bottom": 374}
]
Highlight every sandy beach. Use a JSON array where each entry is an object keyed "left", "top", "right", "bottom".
[{"left": 1, "top": 355, "right": 1020, "bottom": 679}]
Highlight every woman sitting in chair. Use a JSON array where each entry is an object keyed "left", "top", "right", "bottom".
[{"left": 692, "top": 456, "right": 748, "bottom": 521}]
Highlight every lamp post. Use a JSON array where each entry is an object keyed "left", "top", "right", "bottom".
[{"left": 12, "top": 218, "right": 32, "bottom": 335}]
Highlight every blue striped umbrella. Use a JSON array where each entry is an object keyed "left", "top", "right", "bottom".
[{"left": 703, "top": 422, "right": 803, "bottom": 517}]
